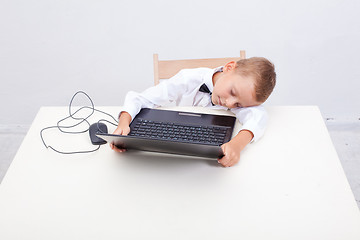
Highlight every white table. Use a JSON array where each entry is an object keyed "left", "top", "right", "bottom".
[{"left": 0, "top": 106, "right": 359, "bottom": 240}]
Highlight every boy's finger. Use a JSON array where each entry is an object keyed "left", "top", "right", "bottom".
[
  {"left": 224, "top": 160, "right": 234, "bottom": 167},
  {"left": 123, "top": 128, "right": 130, "bottom": 136},
  {"left": 218, "top": 156, "right": 229, "bottom": 167},
  {"left": 218, "top": 145, "right": 228, "bottom": 166},
  {"left": 110, "top": 143, "right": 127, "bottom": 153},
  {"left": 114, "top": 147, "right": 126, "bottom": 153},
  {"left": 113, "top": 128, "right": 125, "bottom": 136}
]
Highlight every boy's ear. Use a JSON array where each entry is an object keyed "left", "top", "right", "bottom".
[{"left": 223, "top": 61, "right": 236, "bottom": 72}]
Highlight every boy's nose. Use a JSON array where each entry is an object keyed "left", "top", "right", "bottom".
[{"left": 226, "top": 98, "right": 236, "bottom": 108}]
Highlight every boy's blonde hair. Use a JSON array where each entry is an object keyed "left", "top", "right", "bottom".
[{"left": 235, "top": 57, "right": 276, "bottom": 103}]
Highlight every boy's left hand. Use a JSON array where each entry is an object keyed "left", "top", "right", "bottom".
[
  {"left": 218, "top": 141, "right": 241, "bottom": 167},
  {"left": 217, "top": 130, "right": 253, "bottom": 167}
]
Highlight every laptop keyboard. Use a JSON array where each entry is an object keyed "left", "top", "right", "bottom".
[{"left": 128, "top": 118, "right": 229, "bottom": 146}]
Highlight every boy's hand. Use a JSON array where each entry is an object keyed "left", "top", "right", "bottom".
[
  {"left": 110, "top": 111, "right": 132, "bottom": 153},
  {"left": 217, "top": 130, "right": 253, "bottom": 167},
  {"left": 110, "top": 125, "right": 130, "bottom": 153},
  {"left": 218, "top": 141, "right": 241, "bottom": 167}
]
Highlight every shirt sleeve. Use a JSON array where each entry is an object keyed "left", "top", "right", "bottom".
[
  {"left": 230, "top": 105, "right": 268, "bottom": 142},
  {"left": 119, "top": 69, "right": 192, "bottom": 122}
]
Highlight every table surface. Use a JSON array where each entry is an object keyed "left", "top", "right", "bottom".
[{"left": 0, "top": 106, "right": 359, "bottom": 240}]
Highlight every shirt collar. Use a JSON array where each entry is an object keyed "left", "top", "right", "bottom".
[{"left": 203, "top": 66, "right": 223, "bottom": 92}]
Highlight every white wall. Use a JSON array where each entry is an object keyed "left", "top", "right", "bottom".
[{"left": 1, "top": 0, "right": 359, "bottom": 125}]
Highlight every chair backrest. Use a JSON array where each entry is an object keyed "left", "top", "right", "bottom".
[{"left": 153, "top": 50, "right": 246, "bottom": 85}]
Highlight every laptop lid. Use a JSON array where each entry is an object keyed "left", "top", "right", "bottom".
[{"left": 97, "top": 108, "right": 236, "bottom": 159}]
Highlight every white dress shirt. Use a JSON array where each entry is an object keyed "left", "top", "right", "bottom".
[{"left": 120, "top": 67, "right": 268, "bottom": 142}]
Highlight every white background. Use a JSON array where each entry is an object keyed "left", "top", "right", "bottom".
[{"left": 1, "top": 0, "right": 359, "bottom": 125}]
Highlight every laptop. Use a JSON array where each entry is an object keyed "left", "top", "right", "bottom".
[{"left": 96, "top": 108, "right": 236, "bottom": 159}]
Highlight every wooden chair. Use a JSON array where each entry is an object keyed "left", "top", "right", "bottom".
[{"left": 153, "top": 50, "right": 246, "bottom": 85}]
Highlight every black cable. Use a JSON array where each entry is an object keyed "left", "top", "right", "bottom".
[{"left": 40, "top": 91, "right": 118, "bottom": 154}]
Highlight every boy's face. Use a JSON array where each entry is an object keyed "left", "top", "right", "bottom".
[{"left": 212, "top": 61, "right": 261, "bottom": 109}]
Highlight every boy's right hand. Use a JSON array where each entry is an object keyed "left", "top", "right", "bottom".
[
  {"left": 110, "top": 125, "right": 131, "bottom": 153},
  {"left": 110, "top": 111, "right": 132, "bottom": 153}
]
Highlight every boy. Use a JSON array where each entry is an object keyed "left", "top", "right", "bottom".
[{"left": 111, "top": 57, "right": 276, "bottom": 167}]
